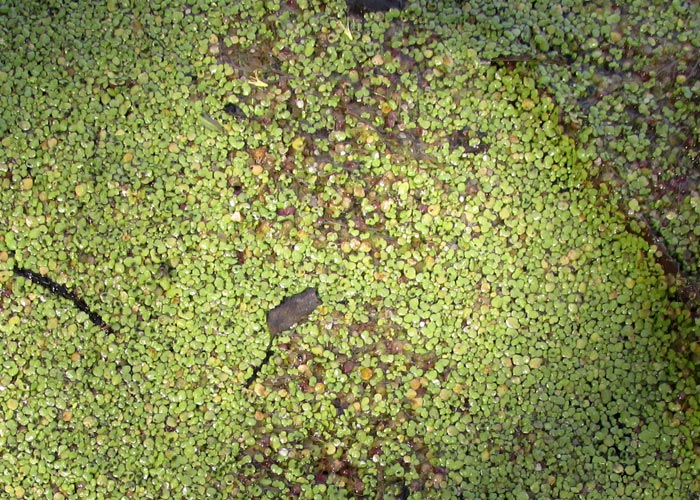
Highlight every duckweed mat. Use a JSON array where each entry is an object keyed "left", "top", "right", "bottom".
[{"left": 1, "top": 0, "right": 698, "bottom": 498}]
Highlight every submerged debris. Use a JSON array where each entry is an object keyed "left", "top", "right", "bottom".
[
  {"left": 223, "top": 103, "right": 245, "bottom": 118},
  {"left": 267, "top": 287, "right": 321, "bottom": 334},
  {"left": 345, "top": 0, "right": 405, "bottom": 15},
  {"left": 13, "top": 266, "right": 112, "bottom": 332},
  {"left": 246, "top": 287, "right": 321, "bottom": 386}
]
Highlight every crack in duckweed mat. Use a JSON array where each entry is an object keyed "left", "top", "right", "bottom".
[{"left": 0, "top": 0, "right": 698, "bottom": 498}]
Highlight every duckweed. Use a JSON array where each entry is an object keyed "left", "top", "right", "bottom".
[{"left": 0, "top": 0, "right": 698, "bottom": 498}]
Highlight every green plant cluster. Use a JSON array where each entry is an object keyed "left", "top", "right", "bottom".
[
  {"left": 0, "top": 0, "right": 698, "bottom": 499},
  {"left": 433, "top": 0, "right": 700, "bottom": 278}
]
